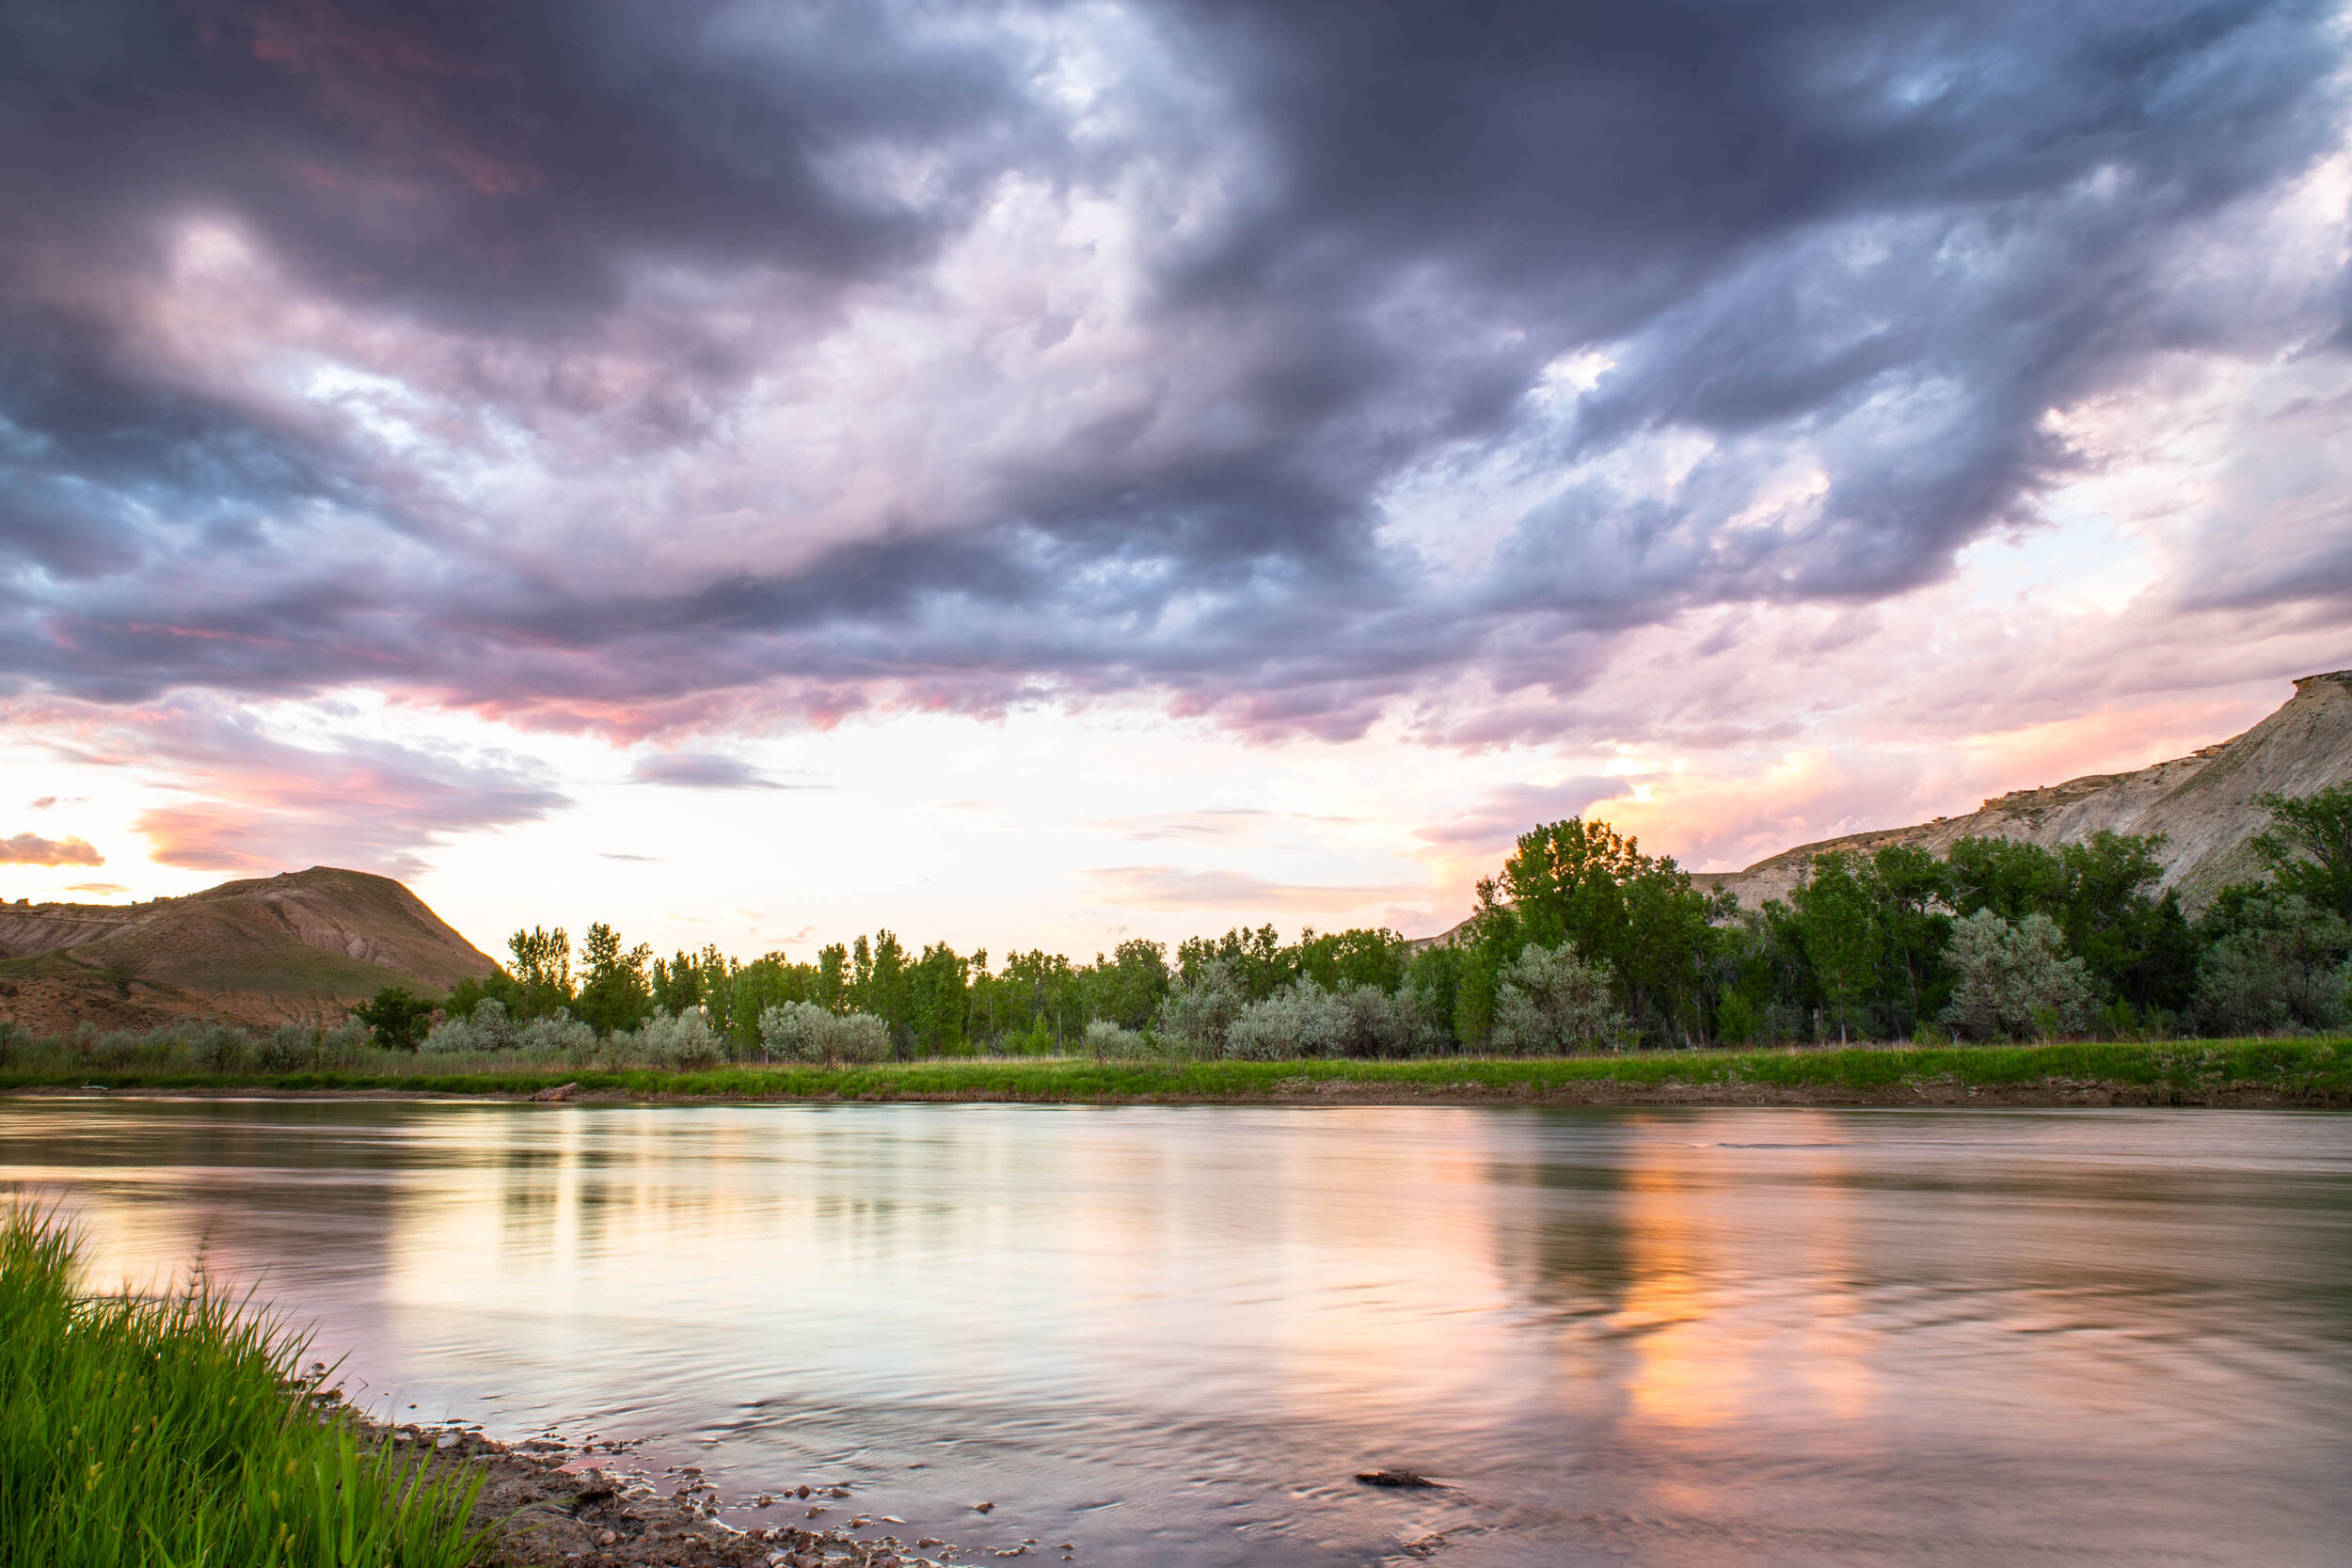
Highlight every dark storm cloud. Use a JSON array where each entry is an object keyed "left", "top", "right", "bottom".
[{"left": 0, "top": 0, "right": 2344, "bottom": 738}]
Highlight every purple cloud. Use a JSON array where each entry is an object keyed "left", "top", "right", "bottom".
[{"left": 0, "top": 0, "right": 2342, "bottom": 752}]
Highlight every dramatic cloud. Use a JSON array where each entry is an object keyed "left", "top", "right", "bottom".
[
  {"left": 0, "top": 0, "right": 2343, "bottom": 749},
  {"left": 0, "top": 832, "right": 104, "bottom": 867}
]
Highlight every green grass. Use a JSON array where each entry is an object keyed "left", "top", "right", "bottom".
[
  {"left": 0, "top": 1207, "right": 492, "bottom": 1568},
  {"left": 8, "top": 1037, "right": 2350, "bottom": 1103}
]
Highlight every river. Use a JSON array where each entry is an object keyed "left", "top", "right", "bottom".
[{"left": 2, "top": 1098, "right": 2347, "bottom": 1566}]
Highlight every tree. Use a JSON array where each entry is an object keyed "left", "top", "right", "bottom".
[
  {"left": 908, "top": 942, "right": 971, "bottom": 1053},
  {"left": 2251, "top": 784, "right": 2352, "bottom": 920},
  {"left": 574, "top": 922, "right": 653, "bottom": 1037},
  {"left": 1791, "top": 852, "right": 1882, "bottom": 1043},
  {"left": 506, "top": 927, "right": 574, "bottom": 1019},
  {"left": 1096, "top": 944, "right": 1176, "bottom": 1029},
  {"left": 353, "top": 986, "right": 435, "bottom": 1051},
  {"left": 1471, "top": 817, "right": 1718, "bottom": 1046},
  {"left": 1946, "top": 837, "right": 2071, "bottom": 922},
  {"left": 2191, "top": 892, "right": 2352, "bottom": 1035}
]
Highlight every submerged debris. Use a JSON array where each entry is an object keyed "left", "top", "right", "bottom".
[{"left": 1354, "top": 1469, "right": 1442, "bottom": 1488}]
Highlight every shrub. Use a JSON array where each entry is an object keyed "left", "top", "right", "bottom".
[
  {"left": 467, "top": 997, "right": 519, "bottom": 1052},
  {"left": 1333, "top": 981, "right": 1449, "bottom": 1057},
  {"left": 1154, "top": 958, "right": 1247, "bottom": 1055},
  {"left": 192, "top": 1024, "right": 252, "bottom": 1073},
  {"left": 319, "top": 1018, "right": 373, "bottom": 1063},
  {"left": 420, "top": 1015, "right": 482, "bottom": 1053},
  {"left": 1941, "top": 911, "right": 2095, "bottom": 1040},
  {"left": 1491, "top": 942, "right": 1626, "bottom": 1054},
  {"left": 516, "top": 1008, "right": 595, "bottom": 1057},
  {"left": 758, "top": 1003, "right": 890, "bottom": 1065},
  {"left": 639, "top": 1007, "right": 724, "bottom": 1069},
  {"left": 1226, "top": 978, "right": 1351, "bottom": 1060},
  {"left": 255, "top": 1022, "right": 313, "bottom": 1072},
  {"left": 1083, "top": 1019, "right": 1145, "bottom": 1057}
]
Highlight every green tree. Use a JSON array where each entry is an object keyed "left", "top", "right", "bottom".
[
  {"left": 506, "top": 927, "right": 574, "bottom": 1018},
  {"left": 1869, "top": 843, "right": 1953, "bottom": 1034},
  {"left": 909, "top": 942, "right": 971, "bottom": 1053},
  {"left": 1945, "top": 837, "right": 2068, "bottom": 922},
  {"left": 2251, "top": 784, "right": 2352, "bottom": 919},
  {"left": 575, "top": 922, "right": 653, "bottom": 1036},
  {"left": 1480, "top": 817, "right": 1719, "bottom": 1045},
  {"left": 352, "top": 986, "right": 434, "bottom": 1050},
  {"left": 1791, "top": 852, "right": 1883, "bottom": 1043}
]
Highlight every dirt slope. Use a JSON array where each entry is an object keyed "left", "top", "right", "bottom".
[
  {"left": 0, "top": 867, "right": 497, "bottom": 1033},
  {"left": 1703, "top": 670, "right": 2352, "bottom": 911}
]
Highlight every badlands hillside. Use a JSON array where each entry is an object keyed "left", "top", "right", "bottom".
[
  {"left": 1701, "top": 670, "right": 2352, "bottom": 911},
  {"left": 0, "top": 866, "right": 497, "bottom": 1035}
]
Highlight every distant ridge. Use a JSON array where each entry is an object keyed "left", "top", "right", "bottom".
[
  {"left": 1700, "top": 670, "right": 2352, "bottom": 911},
  {"left": 0, "top": 867, "right": 497, "bottom": 1035}
]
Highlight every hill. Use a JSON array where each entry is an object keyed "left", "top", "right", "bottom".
[
  {"left": 1699, "top": 670, "right": 2352, "bottom": 911},
  {"left": 0, "top": 867, "right": 498, "bottom": 1035}
]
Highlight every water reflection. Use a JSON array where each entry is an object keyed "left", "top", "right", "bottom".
[{"left": 3, "top": 1099, "right": 2349, "bottom": 1566}]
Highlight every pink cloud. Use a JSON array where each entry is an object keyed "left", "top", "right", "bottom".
[
  {"left": 8, "top": 697, "right": 564, "bottom": 880},
  {"left": 0, "top": 832, "right": 103, "bottom": 867}
]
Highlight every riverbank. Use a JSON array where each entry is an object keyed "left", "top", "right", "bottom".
[
  {"left": 0, "top": 1205, "right": 977, "bottom": 1568},
  {"left": 8, "top": 1037, "right": 2349, "bottom": 1108}
]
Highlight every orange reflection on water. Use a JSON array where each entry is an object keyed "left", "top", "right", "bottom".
[{"left": 1611, "top": 1112, "right": 1876, "bottom": 1433}]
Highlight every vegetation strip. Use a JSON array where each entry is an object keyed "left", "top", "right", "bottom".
[{"left": 8, "top": 1038, "right": 2349, "bottom": 1107}]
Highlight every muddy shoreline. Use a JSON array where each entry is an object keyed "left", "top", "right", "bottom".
[{"left": 344, "top": 1413, "right": 1011, "bottom": 1568}]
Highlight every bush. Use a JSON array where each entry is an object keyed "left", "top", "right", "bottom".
[
  {"left": 1491, "top": 942, "right": 1626, "bottom": 1054},
  {"left": 516, "top": 1009, "right": 595, "bottom": 1057},
  {"left": 1941, "top": 911, "right": 2095, "bottom": 1040},
  {"left": 2191, "top": 893, "right": 2352, "bottom": 1035},
  {"left": 420, "top": 1015, "right": 481, "bottom": 1053},
  {"left": 638, "top": 1007, "right": 724, "bottom": 1069},
  {"left": 192, "top": 1024, "right": 252, "bottom": 1073},
  {"left": 1223, "top": 979, "right": 1346, "bottom": 1060},
  {"left": 757, "top": 1003, "right": 890, "bottom": 1065},
  {"left": 255, "top": 1022, "right": 312, "bottom": 1072},
  {"left": 319, "top": 1018, "right": 373, "bottom": 1063},
  {"left": 1333, "top": 982, "right": 1449, "bottom": 1057},
  {"left": 1083, "top": 1019, "right": 1146, "bottom": 1057},
  {"left": 1154, "top": 958, "right": 1247, "bottom": 1055}
]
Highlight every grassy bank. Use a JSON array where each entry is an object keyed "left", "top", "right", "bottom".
[
  {"left": 0, "top": 1208, "right": 490, "bottom": 1568},
  {"left": 7, "top": 1037, "right": 2350, "bottom": 1105}
]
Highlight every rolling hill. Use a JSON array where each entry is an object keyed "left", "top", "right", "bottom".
[{"left": 0, "top": 867, "right": 498, "bottom": 1035}]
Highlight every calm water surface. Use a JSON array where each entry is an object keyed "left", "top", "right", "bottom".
[{"left": 3, "top": 1099, "right": 2348, "bottom": 1566}]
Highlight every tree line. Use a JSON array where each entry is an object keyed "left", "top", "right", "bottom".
[{"left": 360, "top": 784, "right": 2352, "bottom": 1056}]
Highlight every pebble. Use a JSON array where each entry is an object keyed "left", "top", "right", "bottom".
[
  {"left": 597, "top": 1530, "right": 618, "bottom": 1546},
  {"left": 972, "top": 1501, "right": 994, "bottom": 1514},
  {"left": 756, "top": 1494, "right": 775, "bottom": 1507}
]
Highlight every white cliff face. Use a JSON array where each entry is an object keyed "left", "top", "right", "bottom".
[{"left": 1711, "top": 671, "right": 2352, "bottom": 912}]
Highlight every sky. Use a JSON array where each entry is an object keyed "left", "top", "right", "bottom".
[{"left": 4, "top": 0, "right": 2351, "bottom": 965}]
